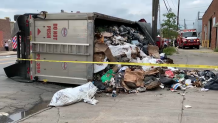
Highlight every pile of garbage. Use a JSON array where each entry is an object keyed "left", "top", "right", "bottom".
[
  {"left": 93, "top": 24, "right": 177, "bottom": 94},
  {"left": 49, "top": 25, "right": 218, "bottom": 107},
  {"left": 92, "top": 25, "right": 218, "bottom": 94}
]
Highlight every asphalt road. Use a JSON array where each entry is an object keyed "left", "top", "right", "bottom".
[{"left": 0, "top": 55, "right": 64, "bottom": 123}]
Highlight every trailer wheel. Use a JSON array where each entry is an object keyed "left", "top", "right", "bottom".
[{"left": 196, "top": 46, "right": 200, "bottom": 49}]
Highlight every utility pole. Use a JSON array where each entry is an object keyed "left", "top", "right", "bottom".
[
  {"left": 152, "top": 0, "right": 159, "bottom": 42},
  {"left": 177, "top": 0, "right": 180, "bottom": 30},
  {"left": 184, "top": 19, "right": 187, "bottom": 29},
  {"left": 198, "top": 11, "right": 200, "bottom": 20},
  {"left": 159, "top": 2, "right": 162, "bottom": 47}
]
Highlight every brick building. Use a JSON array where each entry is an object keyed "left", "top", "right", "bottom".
[
  {"left": 202, "top": 0, "right": 218, "bottom": 50},
  {"left": 0, "top": 17, "right": 12, "bottom": 50}
]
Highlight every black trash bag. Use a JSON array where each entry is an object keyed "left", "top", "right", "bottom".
[
  {"left": 206, "top": 71, "right": 216, "bottom": 79},
  {"left": 204, "top": 79, "right": 218, "bottom": 90},
  {"left": 126, "top": 27, "right": 131, "bottom": 33},
  {"left": 198, "top": 71, "right": 204, "bottom": 77},
  {"left": 199, "top": 70, "right": 216, "bottom": 80},
  {"left": 142, "top": 39, "right": 149, "bottom": 46},
  {"left": 160, "top": 77, "right": 177, "bottom": 88},
  {"left": 144, "top": 76, "right": 157, "bottom": 85},
  {"left": 185, "top": 75, "right": 197, "bottom": 82},
  {"left": 0, "top": 115, "right": 13, "bottom": 123},
  {"left": 199, "top": 78, "right": 205, "bottom": 82},
  {"left": 120, "top": 32, "right": 128, "bottom": 36},
  {"left": 132, "top": 33, "right": 141, "bottom": 41},
  {"left": 119, "top": 25, "right": 128, "bottom": 32},
  {"left": 142, "top": 45, "right": 149, "bottom": 55},
  {"left": 93, "top": 81, "right": 106, "bottom": 90}
]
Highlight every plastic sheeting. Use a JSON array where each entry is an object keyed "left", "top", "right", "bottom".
[
  {"left": 108, "top": 43, "right": 147, "bottom": 59},
  {"left": 49, "top": 82, "right": 98, "bottom": 107},
  {"left": 94, "top": 57, "right": 108, "bottom": 73}
]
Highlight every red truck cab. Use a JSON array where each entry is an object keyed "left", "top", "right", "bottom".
[{"left": 177, "top": 29, "right": 200, "bottom": 49}]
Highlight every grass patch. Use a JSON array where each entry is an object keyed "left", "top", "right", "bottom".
[
  {"left": 214, "top": 48, "right": 218, "bottom": 52},
  {"left": 163, "top": 47, "right": 176, "bottom": 55}
]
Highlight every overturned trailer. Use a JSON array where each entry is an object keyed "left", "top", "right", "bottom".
[{"left": 4, "top": 12, "right": 155, "bottom": 84}]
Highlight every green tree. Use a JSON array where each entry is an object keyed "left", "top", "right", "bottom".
[{"left": 161, "top": 11, "right": 178, "bottom": 39}]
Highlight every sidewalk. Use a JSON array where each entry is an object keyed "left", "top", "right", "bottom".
[
  {"left": 18, "top": 89, "right": 218, "bottom": 123},
  {"left": 0, "top": 51, "right": 17, "bottom": 56}
]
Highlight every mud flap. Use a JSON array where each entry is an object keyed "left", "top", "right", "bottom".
[
  {"left": 4, "top": 63, "right": 26, "bottom": 78},
  {"left": 4, "top": 62, "right": 33, "bottom": 83}
]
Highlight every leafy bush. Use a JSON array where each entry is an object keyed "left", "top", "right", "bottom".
[
  {"left": 163, "top": 47, "right": 176, "bottom": 55},
  {"left": 214, "top": 48, "right": 218, "bottom": 52}
]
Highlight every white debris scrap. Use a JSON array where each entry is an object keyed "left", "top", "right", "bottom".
[
  {"left": 94, "top": 57, "right": 108, "bottom": 73},
  {"left": 184, "top": 105, "right": 192, "bottom": 108},
  {"left": 0, "top": 112, "right": 9, "bottom": 116}
]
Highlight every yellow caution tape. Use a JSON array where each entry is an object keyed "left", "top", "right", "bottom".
[{"left": 17, "top": 58, "right": 218, "bottom": 69}]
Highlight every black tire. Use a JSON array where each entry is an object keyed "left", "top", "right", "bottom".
[
  {"left": 182, "top": 46, "right": 185, "bottom": 49},
  {"left": 196, "top": 46, "right": 200, "bottom": 49}
]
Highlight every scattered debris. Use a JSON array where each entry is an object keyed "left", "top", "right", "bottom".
[
  {"left": 201, "top": 88, "right": 209, "bottom": 92},
  {"left": 185, "top": 105, "right": 192, "bottom": 108},
  {"left": 0, "top": 112, "right": 9, "bottom": 117}
]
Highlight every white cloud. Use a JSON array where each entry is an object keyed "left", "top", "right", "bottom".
[
  {"left": 0, "top": 8, "right": 17, "bottom": 13},
  {"left": 191, "top": 0, "right": 204, "bottom": 5}
]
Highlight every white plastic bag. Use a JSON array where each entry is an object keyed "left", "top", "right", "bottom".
[
  {"left": 49, "top": 82, "right": 98, "bottom": 107},
  {"left": 142, "top": 57, "right": 152, "bottom": 71},
  {"left": 108, "top": 43, "right": 146, "bottom": 59}
]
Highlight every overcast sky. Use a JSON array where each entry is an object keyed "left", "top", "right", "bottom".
[{"left": 0, "top": 0, "right": 213, "bottom": 29}]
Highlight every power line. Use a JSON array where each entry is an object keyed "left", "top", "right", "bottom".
[
  {"left": 170, "top": 0, "right": 176, "bottom": 8},
  {"left": 163, "top": 0, "right": 169, "bottom": 12},
  {"left": 166, "top": 0, "right": 171, "bottom": 9},
  {"left": 179, "top": 20, "right": 195, "bottom": 21}
]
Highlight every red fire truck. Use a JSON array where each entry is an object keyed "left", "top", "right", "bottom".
[{"left": 177, "top": 29, "right": 200, "bottom": 49}]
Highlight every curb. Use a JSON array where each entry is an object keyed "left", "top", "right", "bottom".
[{"left": 16, "top": 107, "right": 52, "bottom": 123}]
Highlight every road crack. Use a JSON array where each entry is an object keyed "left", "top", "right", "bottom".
[
  {"left": 56, "top": 108, "right": 60, "bottom": 123},
  {"left": 180, "top": 91, "right": 186, "bottom": 123}
]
